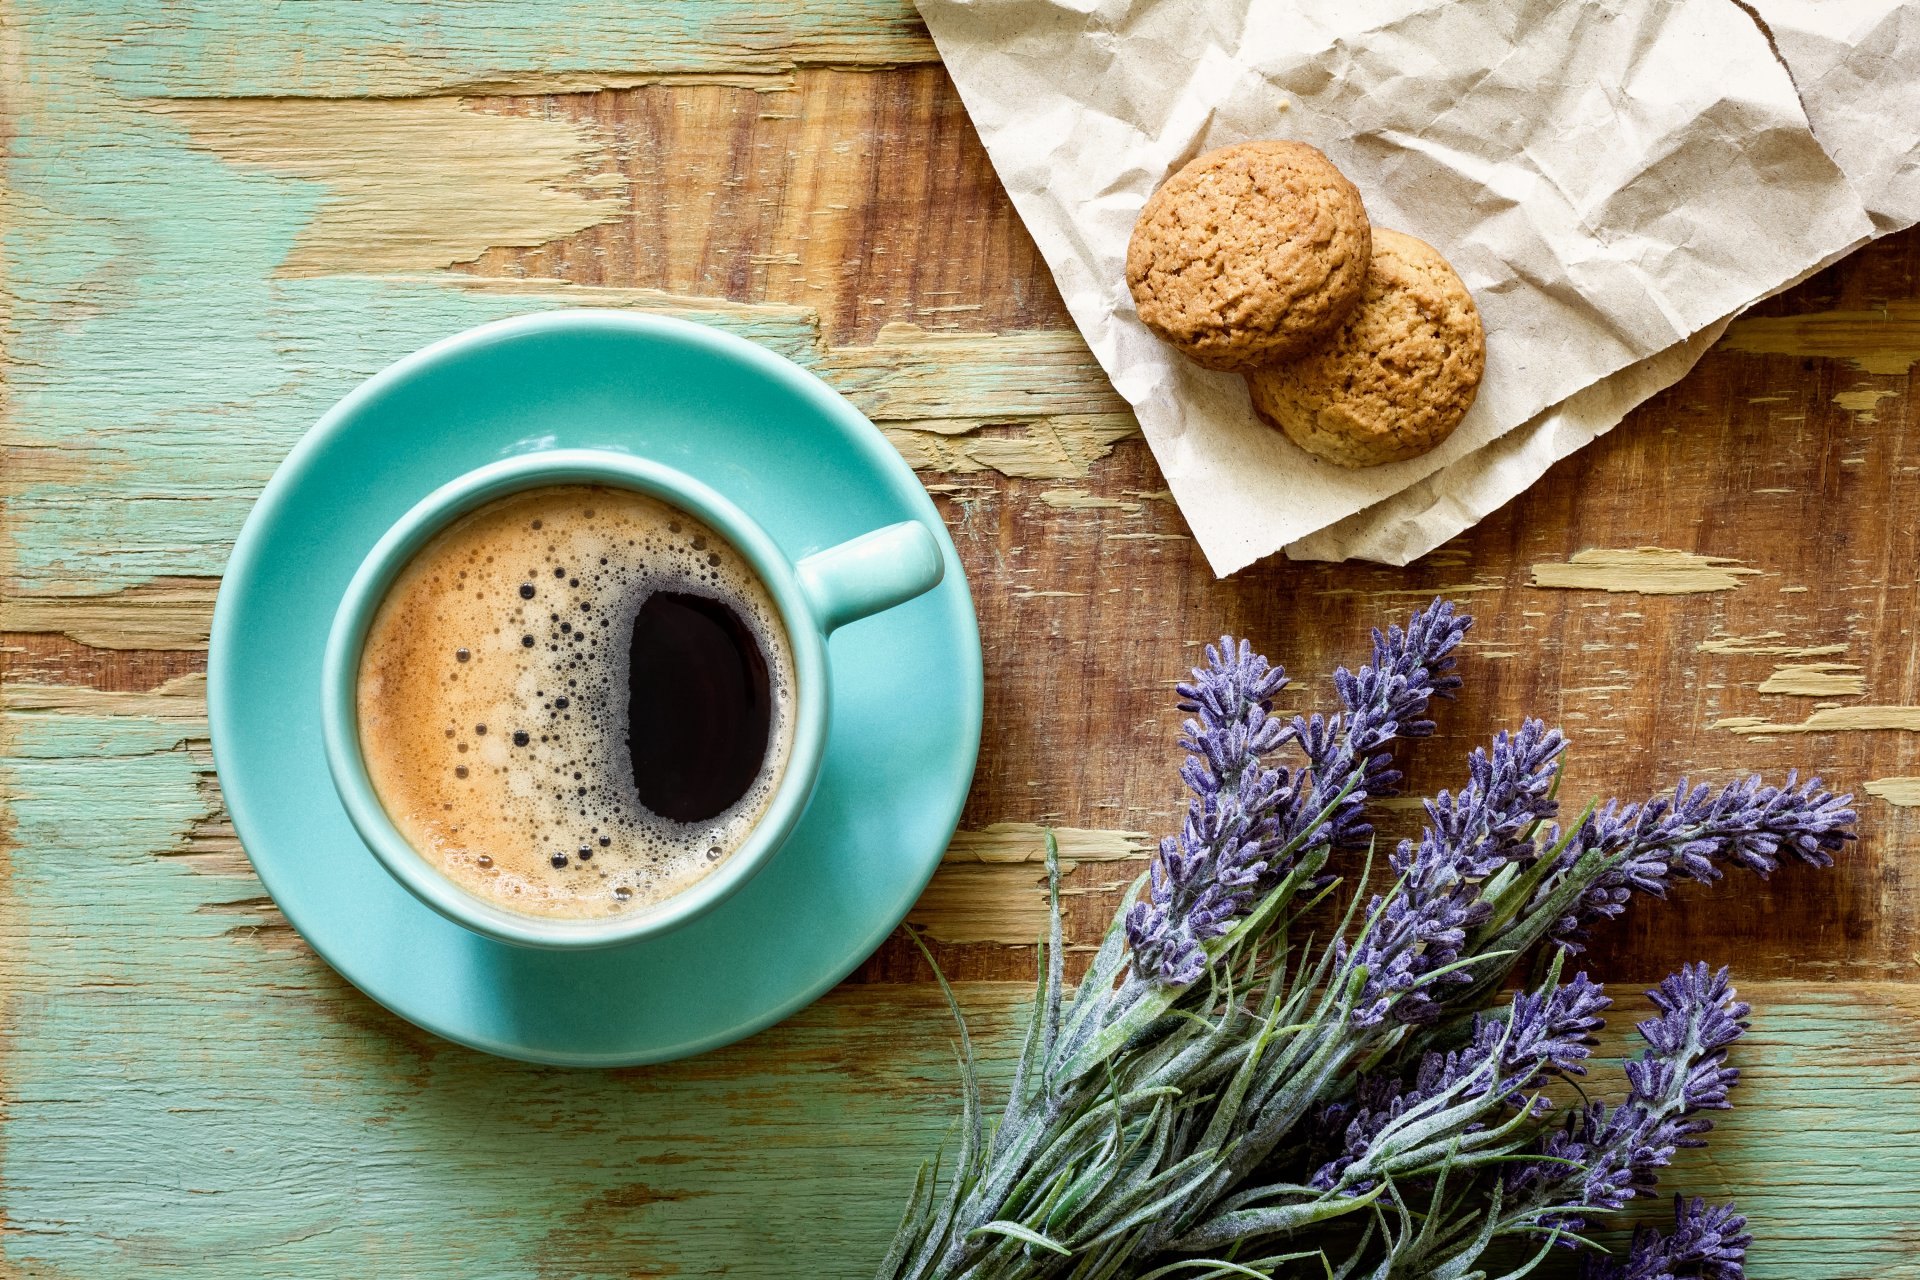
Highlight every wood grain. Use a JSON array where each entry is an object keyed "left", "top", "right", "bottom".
[
  {"left": 467, "top": 69, "right": 1071, "bottom": 343},
  {"left": 20, "top": 0, "right": 935, "bottom": 96},
  {"left": 5, "top": 2, "right": 1920, "bottom": 1276}
]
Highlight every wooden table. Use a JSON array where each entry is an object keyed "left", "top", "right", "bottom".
[{"left": 4, "top": 4, "right": 1917, "bottom": 1276}]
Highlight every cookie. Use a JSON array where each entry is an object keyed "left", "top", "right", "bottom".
[
  {"left": 1245, "top": 228, "right": 1484, "bottom": 469},
  {"left": 1126, "top": 141, "right": 1371, "bottom": 372}
]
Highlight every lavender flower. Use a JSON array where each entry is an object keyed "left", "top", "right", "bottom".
[
  {"left": 1513, "top": 965, "right": 1750, "bottom": 1225},
  {"left": 1503, "top": 970, "right": 1613, "bottom": 1090},
  {"left": 1125, "top": 637, "right": 1296, "bottom": 985},
  {"left": 1579, "top": 1196, "right": 1751, "bottom": 1280},
  {"left": 883, "top": 602, "right": 1852, "bottom": 1280},
  {"left": 1310, "top": 970, "right": 1609, "bottom": 1191},
  {"left": 1286, "top": 600, "right": 1469, "bottom": 852},
  {"left": 1128, "top": 601, "right": 1468, "bottom": 987},
  {"left": 1546, "top": 774, "right": 1856, "bottom": 951},
  {"left": 1343, "top": 719, "right": 1566, "bottom": 1026}
]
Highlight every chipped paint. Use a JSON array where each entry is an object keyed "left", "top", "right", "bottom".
[
  {"left": 1529, "top": 548, "right": 1761, "bottom": 595},
  {"left": 63, "top": 1, "right": 934, "bottom": 97},
  {"left": 0, "top": 579, "right": 219, "bottom": 650},
  {"left": 1697, "top": 632, "right": 1849, "bottom": 658},
  {"left": 1714, "top": 706, "right": 1920, "bottom": 735},
  {"left": 880, "top": 414, "right": 1138, "bottom": 480},
  {"left": 1865, "top": 777, "right": 1920, "bottom": 807},
  {"left": 1835, "top": 388, "right": 1901, "bottom": 422},
  {"left": 445, "top": 70, "right": 800, "bottom": 95},
  {"left": 908, "top": 825, "right": 1149, "bottom": 944},
  {"left": 816, "top": 324, "right": 1127, "bottom": 422},
  {"left": 152, "top": 98, "right": 627, "bottom": 276},
  {"left": 1757, "top": 663, "right": 1867, "bottom": 697},
  {"left": 942, "top": 823, "right": 1149, "bottom": 865},
  {"left": 907, "top": 867, "right": 1050, "bottom": 944},
  {"left": 1720, "top": 299, "right": 1920, "bottom": 375},
  {"left": 3, "top": 674, "right": 207, "bottom": 722},
  {"left": 1037, "top": 489, "right": 1142, "bottom": 514},
  {"left": 433, "top": 274, "right": 823, "bottom": 332}
]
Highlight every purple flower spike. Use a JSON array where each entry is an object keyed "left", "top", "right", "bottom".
[
  {"left": 1505, "top": 970, "right": 1612, "bottom": 1089},
  {"left": 1579, "top": 1195, "right": 1752, "bottom": 1280},
  {"left": 1125, "top": 637, "right": 1297, "bottom": 986},
  {"left": 1286, "top": 599, "right": 1470, "bottom": 853},
  {"left": 1129, "top": 601, "right": 1471, "bottom": 988},
  {"left": 1512, "top": 965, "right": 1750, "bottom": 1229},
  {"left": 1344, "top": 719, "right": 1566, "bottom": 1026},
  {"left": 1309, "top": 970, "right": 1610, "bottom": 1192},
  {"left": 1546, "top": 773, "right": 1855, "bottom": 952}
]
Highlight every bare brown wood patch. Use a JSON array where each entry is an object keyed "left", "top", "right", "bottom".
[{"left": 469, "top": 68, "right": 1070, "bottom": 344}]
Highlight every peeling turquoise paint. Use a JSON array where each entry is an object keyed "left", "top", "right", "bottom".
[
  {"left": 21, "top": 1, "right": 931, "bottom": 96},
  {"left": 4, "top": 701, "right": 1920, "bottom": 1276},
  {"left": 2, "top": 48, "right": 825, "bottom": 594},
  {"left": 0, "top": 700, "right": 1014, "bottom": 1278},
  {"left": 2, "top": 25, "right": 1099, "bottom": 596}
]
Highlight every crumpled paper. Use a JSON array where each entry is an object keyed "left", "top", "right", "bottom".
[{"left": 915, "top": 0, "right": 1914, "bottom": 572}]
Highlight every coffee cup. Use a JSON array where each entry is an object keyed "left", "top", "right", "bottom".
[{"left": 321, "top": 448, "right": 944, "bottom": 950}]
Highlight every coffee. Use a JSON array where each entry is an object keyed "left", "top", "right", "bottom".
[{"left": 355, "top": 485, "right": 797, "bottom": 919}]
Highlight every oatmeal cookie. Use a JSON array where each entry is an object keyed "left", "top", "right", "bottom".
[
  {"left": 1126, "top": 141, "right": 1371, "bottom": 372},
  {"left": 1245, "top": 227, "right": 1484, "bottom": 468}
]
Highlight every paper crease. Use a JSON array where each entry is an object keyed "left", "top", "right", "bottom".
[{"left": 917, "top": 0, "right": 1918, "bottom": 570}]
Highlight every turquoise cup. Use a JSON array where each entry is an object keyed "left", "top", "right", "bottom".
[{"left": 320, "top": 448, "right": 945, "bottom": 950}]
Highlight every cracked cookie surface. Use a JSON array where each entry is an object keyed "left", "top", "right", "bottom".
[
  {"left": 1245, "top": 228, "right": 1484, "bottom": 469},
  {"left": 1126, "top": 140, "right": 1371, "bottom": 372}
]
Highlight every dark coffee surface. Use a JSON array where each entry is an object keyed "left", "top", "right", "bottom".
[{"left": 628, "top": 591, "right": 774, "bottom": 823}]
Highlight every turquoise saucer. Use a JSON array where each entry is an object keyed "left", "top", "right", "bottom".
[{"left": 207, "top": 311, "right": 983, "bottom": 1067}]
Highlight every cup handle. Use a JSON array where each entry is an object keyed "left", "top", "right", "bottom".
[{"left": 795, "top": 521, "right": 946, "bottom": 634}]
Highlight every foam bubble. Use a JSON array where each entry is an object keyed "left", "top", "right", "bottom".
[{"left": 356, "top": 485, "right": 796, "bottom": 919}]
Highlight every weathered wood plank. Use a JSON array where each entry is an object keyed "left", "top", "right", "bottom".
[
  {"left": 1722, "top": 299, "right": 1920, "bottom": 374},
  {"left": 0, "top": 678, "right": 1144, "bottom": 952},
  {"left": 8, "top": 251, "right": 1920, "bottom": 984},
  {"left": 470, "top": 70, "right": 1071, "bottom": 343},
  {"left": 0, "top": 280, "right": 1110, "bottom": 596},
  {"left": 22, "top": 0, "right": 934, "bottom": 96},
  {"left": 151, "top": 98, "right": 629, "bottom": 277},
  {"left": 2, "top": 692, "right": 1919, "bottom": 1277},
  {"left": 7, "top": 4, "right": 1920, "bottom": 1272},
  {"left": 0, "top": 579, "right": 220, "bottom": 650},
  {"left": 0, "top": 64, "right": 1070, "bottom": 597}
]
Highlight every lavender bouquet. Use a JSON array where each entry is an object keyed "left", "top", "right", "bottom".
[{"left": 877, "top": 600, "right": 1854, "bottom": 1280}]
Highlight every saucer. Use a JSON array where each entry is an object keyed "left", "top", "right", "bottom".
[{"left": 207, "top": 311, "right": 983, "bottom": 1066}]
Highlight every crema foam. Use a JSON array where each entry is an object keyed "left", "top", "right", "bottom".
[{"left": 356, "top": 485, "right": 796, "bottom": 919}]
